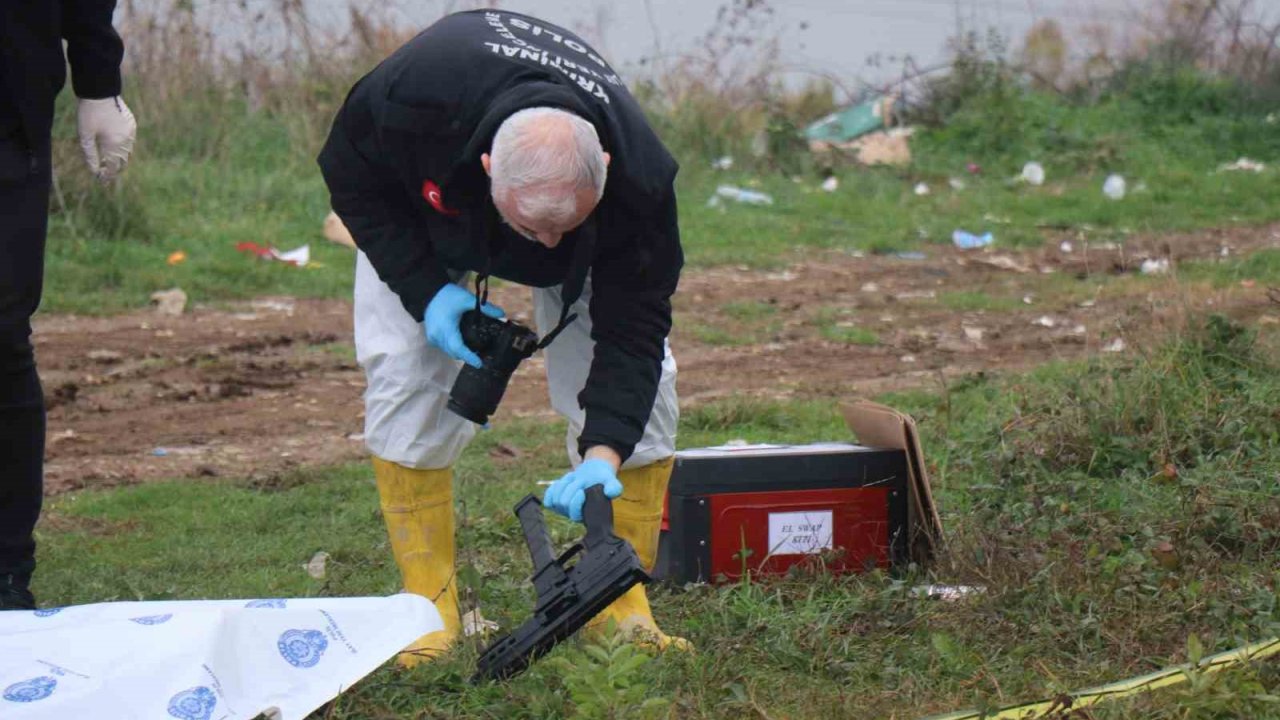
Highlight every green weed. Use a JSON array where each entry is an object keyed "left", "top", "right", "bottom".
[
  {"left": 31, "top": 316, "right": 1280, "bottom": 718},
  {"left": 813, "top": 307, "right": 879, "bottom": 345}
]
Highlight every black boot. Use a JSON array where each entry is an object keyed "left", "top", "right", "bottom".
[{"left": 0, "top": 573, "right": 35, "bottom": 610}]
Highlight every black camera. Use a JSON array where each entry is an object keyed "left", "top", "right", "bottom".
[{"left": 447, "top": 310, "right": 540, "bottom": 425}]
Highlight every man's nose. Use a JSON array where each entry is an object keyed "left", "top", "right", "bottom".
[{"left": 537, "top": 231, "right": 562, "bottom": 248}]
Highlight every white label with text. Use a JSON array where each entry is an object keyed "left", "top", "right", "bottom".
[{"left": 767, "top": 511, "right": 834, "bottom": 555}]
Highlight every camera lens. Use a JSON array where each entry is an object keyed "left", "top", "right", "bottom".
[{"left": 448, "top": 365, "right": 508, "bottom": 425}]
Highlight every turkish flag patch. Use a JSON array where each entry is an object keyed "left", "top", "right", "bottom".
[{"left": 422, "top": 179, "right": 461, "bottom": 217}]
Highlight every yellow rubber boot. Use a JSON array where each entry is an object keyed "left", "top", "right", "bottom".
[
  {"left": 585, "top": 457, "right": 691, "bottom": 651},
  {"left": 372, "top": 457, "right": 462, "bottom": 667}
]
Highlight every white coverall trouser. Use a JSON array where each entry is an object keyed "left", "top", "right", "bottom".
[{"left": 353, "top": 251, "right": 679, "bottom": 470}]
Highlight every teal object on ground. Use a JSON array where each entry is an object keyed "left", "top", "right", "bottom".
[{"left": 804, "top": 97, "right": 887, "bottom": 144}]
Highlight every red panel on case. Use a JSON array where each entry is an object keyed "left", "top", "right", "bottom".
[{"left": 708, "top": 488, "right": 891, "bottom": 581}]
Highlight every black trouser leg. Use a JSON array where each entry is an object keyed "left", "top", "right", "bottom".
[{"left": 0, "top": 132, "right": 51, "bottom": 581}]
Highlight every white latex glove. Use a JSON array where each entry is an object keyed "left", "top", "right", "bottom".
[{"left": 77, "top": 97, "right": 137, "bottom": 182}]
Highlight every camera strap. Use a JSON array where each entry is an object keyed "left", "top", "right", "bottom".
[
  {"left": 536, "top": 220, "right": 595, "bottom": 350},
  {"left": 470, "top": 269, "right": 578, "bottom": 352},
  {"left": 470, "top": 218, "right": 594, "bottom": 351}
]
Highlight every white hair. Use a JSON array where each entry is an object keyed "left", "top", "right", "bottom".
[{"left": 489, "top": 107, "right": 607, "bottom": 225}]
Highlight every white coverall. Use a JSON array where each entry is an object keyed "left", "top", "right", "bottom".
[{"left": 353, "top": 251, "right": 679, "bottom": 470}]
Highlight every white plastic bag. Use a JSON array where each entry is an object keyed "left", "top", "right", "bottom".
[
  {"left": 1020, "top": 161, "right": 1045, "bottom": 186},
  {"left": 1103, "top": 174, "right": 1126, "bottom": 200}
]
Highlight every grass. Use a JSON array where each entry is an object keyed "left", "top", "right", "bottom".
[
  {"left": 1182, "top": 248, "right": 1280, "bottom": 288},
  {"left": 35, "top": 75, "right": 1280, "bottom": 315},
  {"left": 684, "top": 322, "right": 771, "bottom": 347},
  {"left": 31, "top": 316, "right": 1280, "bottom": 718},
  {"left": 682, "top": 301, "right": 784, "bottom": 346},
  {"left": 721, "top": 300, "right": 778, "bottom": 321},
  {"left": 24, "top": 33, "right": 1280, "bottom": 715},
  {"left": 813, "top": 307, "right": 880, "bottom": 346},
  {"left": 937, "top": 290, "right": 1029, "bottom": 313}
]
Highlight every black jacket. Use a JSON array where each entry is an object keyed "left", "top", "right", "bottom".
[
  {"left": 0, "top": 1, "right": 124, "bottom": 145},
  {"left": 318, "top": 10, "right": 683, "bottom": 463}
]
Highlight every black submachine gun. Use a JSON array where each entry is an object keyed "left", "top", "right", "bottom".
[{"left": 472, "top": 486, "right": 648, "bottom": 682}]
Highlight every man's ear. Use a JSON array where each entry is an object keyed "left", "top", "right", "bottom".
[
  {"left": 481, "top": 153, "right": 492, "bottom": 177},
  {"left": 603, "top": 152, "right": 611, "bottom": 168}
]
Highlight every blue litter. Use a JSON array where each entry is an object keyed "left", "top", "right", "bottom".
[
  {"left": 952, "top": 230, "right": 994, "bottom": 250},
  {"left": 152, "top": 448, "right": 168, "bottom": 457}
]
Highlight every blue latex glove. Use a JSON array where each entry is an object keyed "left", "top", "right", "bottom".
[
  {"left": 543, "top": 458, "right": 624, "bottom": 523},
  {"left": 424, "top": 284, "right": 505, "bottom": 369}
]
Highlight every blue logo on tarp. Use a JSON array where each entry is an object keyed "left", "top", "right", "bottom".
[
  {"left": 3, "top": 676, "right": 57, "bottom": 703},
  {"left": 130, "top": 613, "right": 174, "bottom": 625},
  {"left": 167, "top": 686, "right": 217, "bottom": 720},
  {"left": 278, "top": 628, "right": 328, "bottom": 668},
  {"left": 245, "top": 599, "right": 286, "bottom": 609},
  {"left": 32, "top": 607, "right": 63, "bottom": 617}
]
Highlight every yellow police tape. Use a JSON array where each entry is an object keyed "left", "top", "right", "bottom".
[{"left": 921, "top": 635, "right": 1280, "bottom": 720}]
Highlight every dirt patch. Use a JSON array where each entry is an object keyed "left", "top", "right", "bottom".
[
  {"left": 37, "top": 512, "right": 140, "bottom": 537},
  {"left": 34, "top": 224, "right": 1280, "bottom": 494}
]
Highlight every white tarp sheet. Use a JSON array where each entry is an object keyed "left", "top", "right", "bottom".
[{"left": 0, "top": 594, "right": 441, "bottom": 719}]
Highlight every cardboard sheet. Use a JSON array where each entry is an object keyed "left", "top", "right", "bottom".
[{"left": 841, "top": 400, "right": 944, "bottom": 561}]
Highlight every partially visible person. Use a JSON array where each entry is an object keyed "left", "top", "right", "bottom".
[{"left": 0, "top": 1, "right": 137, "bottom": 610}]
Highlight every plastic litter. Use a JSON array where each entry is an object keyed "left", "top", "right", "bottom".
[
  {"left": 1140, "top": 258, "right": 1171, "bottom": 275},
  {"left": 1219, "top": 157, "right": 1265, "bottom": 173},
  {"left": 1103, "top": 174, "right": 1126, "bottom": 200},
  {"left": 911, "top": 584, "right": 986, "bottom": 601},
  {"left": 821, "top": 176, "right": 839, "bottom": 192},
  {"left": 973, "top": 255, "right": 1033, "bottom": 273},
  {"left": 913, "top": 182, "right": 930, "bottom": 196},
  {"left": 150, "top": 288, "right": 188, "bottom": 317},
  {"left": 1103, "top": 337, "right": 1127, "bottom": 353},
  {"left": 1060, "top": 240, "right": 1074, "bottom": 253},
  {"left": 711, "top": 156, "right": 734, "bottom": 171},
  {"left": 1033, "top": 316, "right": 1058, "bottom": 328},
  {"left": 303, "top": 552, "right": 330, "bottom": 580},
  {"left": 708, "top": 185, "right": 773, "bottom": 207},
  {"left": 236, "top": 242, "right": 312, "bottom": 268},
  {"left": 87, "top": 349, "right": 123, "bottom": 364},
  {"left": 462, "top": 608, "right": 500, "bottom": 638},
  {"left": 1020, "top": 161, "right": 1045, "bottom": 186},
  {"left": 952, "top": 230, "right": 994, "bottom": 250},
  {"left": 966, "top": 162, "right": 981, "bottom": 175},
  {"left": 803, "top": 97, "right": 890, "bottom": 145},
  {"left": 166, "top": 251, "right": 187, "bottom": 266}
]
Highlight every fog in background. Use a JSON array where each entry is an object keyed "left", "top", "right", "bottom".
[{"left": 117, "top": 0, "right": 1257, "bottom": 99}]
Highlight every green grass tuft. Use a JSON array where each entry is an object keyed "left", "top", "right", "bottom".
[{"left": 31, "top": 316, "right": 1280, "bottom": 718}]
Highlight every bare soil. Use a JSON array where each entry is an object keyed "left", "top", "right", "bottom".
[{"left": 36, "top": 224, "right": 1280, "bottom": 493}]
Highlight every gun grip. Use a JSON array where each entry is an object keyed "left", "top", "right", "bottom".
[{"left": 581, "top": 485, "right": 615, "bottom": 549}]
